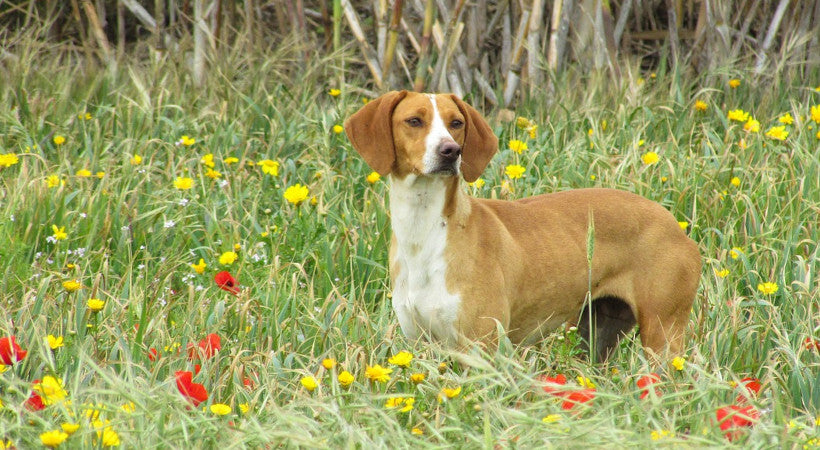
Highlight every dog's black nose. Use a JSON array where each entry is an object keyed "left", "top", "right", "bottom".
[{"left": 438, "top": 142, "right": 462, "bottom": 161}]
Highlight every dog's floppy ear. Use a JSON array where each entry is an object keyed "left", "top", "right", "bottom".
[
  {"left": 449, "top": 95, "right": 498, "bottom": 182},
  {"left": 344, "top": 90, "right": 408, "bottom": 176}
]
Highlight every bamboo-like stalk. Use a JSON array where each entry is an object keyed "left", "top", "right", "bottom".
[
  {"left": 503, "top": 10, "right": 531, "bottom": 106},
  {"left": 193, "top": 0, "right": 206, "bottom": 87},
  {"left": 381, "top": 0, "right": 404, "bottom": 82},
  {"left": 342, "top": 0, "right": 384, "bottom": 88},
  {"left": 548, "top": 0, "right": 573, "bottom": 73},
  {"left": 666, "top": 0, "right": 680, "bottom": 69},
  {"left": 527, "top": 0, "right": 544, "bottom": 95},
  {"left": 755, "top": 0, "right": 790, "bottom": 73},
  {"left": 375, "top": 0, "right": 387, "bottom": 61},
  {"left": 412, "top": 0, "right": 435, "bottom": 92},
  {"left": 333, "top": 0, "right": 342, "bottom": 52},
  {"left": 613, "top": 0, "right": 631, "bottom": 46}
]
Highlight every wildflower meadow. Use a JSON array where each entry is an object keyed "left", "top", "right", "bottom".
[{"left": 1, "top": 36, "right": 820, "bottom": 450}]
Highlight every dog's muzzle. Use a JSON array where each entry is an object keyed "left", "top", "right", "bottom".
[{"left": 430, "top": 142, "right": 462, "bottom": 175}]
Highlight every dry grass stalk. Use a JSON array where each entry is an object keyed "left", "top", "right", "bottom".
[{"left": 342, "top": 0, "right": 384, "bottom": 88}]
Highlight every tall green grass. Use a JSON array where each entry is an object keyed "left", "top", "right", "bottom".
[{"left": 0, "top": 40, "right": 818, "bottom": 448}]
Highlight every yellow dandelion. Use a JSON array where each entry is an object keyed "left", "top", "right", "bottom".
[
  {"left": 46, "top": 174, "right": 64, "bottom": 188},
  {"left": 200, "top": 153, "right": 215, "bottom": 168},
  {"left": 179, "top": 135, "right": 196, "bottom": 146},
  {"left": 542, "top": 414, "right": 562, "bottom": 424},
  {"left": 505, "top": 164, "right": 526, "bottom": 179},
  {"left": 87, "top": 298, "right": 105, "bottom": 312},
  {"left": 300, "top": 376, "right": 319, "bottom": 392},
  {"left": 810, "top": 105, "right": 820, "bottom": 123},
  {"left": 727, "top": 109, "right": 749, "bottom": 122},
  {"left": 76, "top": 169, "right": 92, "bottom": 178},
  {"left": 410, "top": 373, "right": 426, "bottom": 384},
  {"left": 508, "top": 139, "right": 528, "bottom": 154},
  {"left": 338, "top": 371, "right": 355, "bottom": 388},
  {"left": 61, "top": 423, "right": 80, "bottom": 435},
  {"left": 468, "top": 178, "right": 485, "bottom": 188},
  {"left": 366, "top": 171, "right": 381, "bottom": 184},
  {"left": 218, "top": 251, "right": 238, "bottom": 266},
  {"left": 205, "top": 168, "right": 222, "bottom": 179},
  {"left": 63, "top": 280, "right": 81, "bottom": 293},
  {"left": 53, "top": 135, "right": 66, "bottom": 145},
  {"left": 33, "top": 376, "right": 68, "bottom": 405},
  {"left": 328, "top": 88, "right": 341, "bottom": 97},
  {"left": 283, "top": 184, "right": 310, "bottom": 206},
  {"left": 438, "top": 386, "right": 462, "bottom": 402},
  {"left": 40, "top": 430, "right": 69, "bottom": 448},
  {"left": 757, "top": 282, "right": 778, "bottom": 295},
  {"left": 52, "top": 225, "right": 68, "bottom": 241},
  {"left": 743, "top": 118, "right": 760, "bottom": 133},
  {"left": 778, "top": 113, "right": 794, "bottom": 125},
  {"left": 728, "top": 79, "right": 741, "bottom": 89},
  {"left": 730, "top": 176, "right": 740, "bottom": 187},
  {"left": 388, "top": 350, "right": 414, "bottom": 368},
  {"left": 332, "top": 125, "right": 344, "bottom": 134},
  {"left": 130, "top": 154, "right": 143, "bottom": 165},
  {"left": 411, "top": 428, "right": 424, "bottom": 435},
  {"left": 715, "top": 268, "right": 730, "bottom": 278},
  {"left": 257, "top": 159, "right": 279, "bottom": 175},
  {"left": 576, "top": 376, "right": 595, "bottom": 389},
  {"left": 322, "top": 358, "right": 337, "bottom": 370},
  {"left": 694, "top": 100, "right": 708, "bottom": 112},
  {"left": 671, "top": 356, "right": 686, "bottom": 371},
  {"left": 365, "top": 364, "right": 392, "bottom": 383},
  {"left": 239, "top": 403, "right": 250, "bottom": 414},
  {"left": 0, "top": 153, "right": 20, "bottom": 168},
  {"left": 224, "top": 156, "right": 239, "bottom": 165},
  {"left": 210, "top": 403, "right": 232, "bottom": 415},
  {"left": 678, "top": 221, "right": 689, "bottom": 230},
  {"left": 173, "top": 177, "right": 194, "bottom": 190},
  {"left": 641, "top": 151, "right": 659, "bottom": 165},
  {"left": 765, "top": 126, "right": 788, "bottom": 141},
  {"left": 730, "top": 247, "right": 743, "bottom": 259}
]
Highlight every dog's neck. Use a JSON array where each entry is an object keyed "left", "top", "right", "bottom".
[{"left": 388, "top": 174, "right": 466, "bottom": 248}]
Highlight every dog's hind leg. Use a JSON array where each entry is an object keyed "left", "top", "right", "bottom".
[{"left": 576, "top": 296, "right": 637, "bottom": 363}]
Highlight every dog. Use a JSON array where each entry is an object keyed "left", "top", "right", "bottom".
[{"left": 344, "top": 90, "right": 701, "bottom": 362}]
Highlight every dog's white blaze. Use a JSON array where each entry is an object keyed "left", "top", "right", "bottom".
[
  {"left": 389, "top": 174, "right": 460, "bottom": 344},
  {"left": 422, "top": 94, "right": 461, "bottom": 175}
]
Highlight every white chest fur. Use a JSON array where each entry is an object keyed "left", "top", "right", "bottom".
[{"left": 389, "top": 175, "right": 461, "bottom": 344}]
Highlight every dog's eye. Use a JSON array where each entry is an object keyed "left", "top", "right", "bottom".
[
  {"left": 406, "top": 117, "right": 423, "bottom": 127},
  {"left": 450, "top": 119, "right": 464, "bottom": 129}
]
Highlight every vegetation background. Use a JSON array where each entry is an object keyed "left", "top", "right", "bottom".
[{"left": 0, "top": 0, "right": 818, "bottom": 447}]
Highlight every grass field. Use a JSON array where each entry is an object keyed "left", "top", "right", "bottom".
[{"left": 1, "top": 42, "right": 819, "bottom": 448}]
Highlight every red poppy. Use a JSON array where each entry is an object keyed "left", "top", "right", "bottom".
[
  {"left": 25, "top": 391, "right": 46, "bottom": 411},
  {"left": 187, "top": 333, "right": 221, "bottom": 360},
  {"left": 636, "top": 373, "right": 662, "bottom": 399},
  {"left": 194, "top": 364, "right": 201, "bottom": 375},
  {"left": 175, "top": 371, "right": 208, "bottom": 406},
  {"left": 537, "top": 374, "right": 567, "bottom": 395},
  {"left": 0, "top": 336, "right": 27, "bottom": 365},
  {"left": 805, "top": 337, "right": 820, "bottom": 352},
  {"left": 147, "top": 348, "right": 160, "bottom": 362},
  {"left": 735, "top": 377, "right": 762, "bottom": 403},
  {"left": 214, "top": 271, "right": 240, "bottom": 295},
  {"left": 560, "top": 388, "right": 596, "bottom": 410},
  {"left": 716, "top": 404, "right": 759, "bottom": 441}
]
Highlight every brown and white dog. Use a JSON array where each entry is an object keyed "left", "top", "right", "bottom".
[{"left": 344, "top": 91, "right": 701, "bottom": 361}]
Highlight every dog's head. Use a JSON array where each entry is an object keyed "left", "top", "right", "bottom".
[{"left": 344, "top": 91, "right": 498, "bottom": 182}]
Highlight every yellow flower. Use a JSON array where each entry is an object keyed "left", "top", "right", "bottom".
[
  {"left": 47, "top": 335, "right": 64, "bottom": 350},
  {"left": 671, "top": 356, "right": 686, "bottom": 371},
  {"left": 310, "top": 196, "right": 318, "bottom": 206},
  {"left": 694, "top": 100, "right": 708, "bottom": 112},
  {"left": 678, "top": 221, "right": 689, "bottom": 230},
  {"left": 438, "top": 362, "right": 447, "bottom": 374},
  {"left": 365, "top": 364, "right": 392, "bottom": 383},
  {"left": 728, "top": 79, "right": 741, "bottom": 89},
  {"left": 53, "top": 135, "right": 66, "bottom": 145},
  {"left": 411, "top": 428, "right": 424, "bottom": 435},
  {"left": 468, "top": 178, "right": 485, "bottom": 188},
  {"left": 641, "top": 151, "right": 659, "bottom": 165},
  {"left": 200, "top": 153, "right": 215, "bottom": 168},
  {"left": 130, "top": 154, "right": 143, "bottom": 165},
  {"left": 528, "top": 125, "right": 538, "bottom": 139},
  {"left": 757, "top": 282, "right": 778, "bottom": 295},
  {"left": 730, "top": 247, "right": 743, "bottom": 259},
  {"left": 300, "top": 376, "right": 319, "bottom": 391},
  {"left": 219, "top": 251, "right": 238, "bottom": 266},
  {"left": 765, "top": 126, "right": 788, "bottom": 141},
  {"left": 120, "top": 402, "right": 136, "bottom": 413},
  {"left": 778, "top": 113, "right": 794, "bottom": 125},
  {"left": 715, "top": 268, "right": 730, "bottom": 278},
  {"left": 205, "top": 168, "right": 222, "bottom": 179},
  {"left": 438, "top": 386, "right": 462, "bottom": 402},
  {"left": 730, "top": 176, "right": 740, "bottom": 187},
  {"left": 210, "top": 403, "right": 232, "bottom": 415},
  {"left": 727, "top": 109, "right": 750, "bottom": 122},
  {"left": 816, "top": 130, "right": 820, "bottom": 140},
  {"left": 191, "top": 258, "right": 207, "bottom": 274},
  {"left": 40, "top": 430, "right": 69, "bottom": 448},
  {"left": 811, "top": 105, "right": 820, "bottom": 123},
  {"left": 661, "top": 176, "right": 668, "bottom": 183},
  {"left": 322, "top": 358, "right": 337, "bottom": 370},
  {"left": 505, "top": 164, "right": 526, "bottom": 179},
  {"left": 173, "top": 177, "right": 194, "bottom": 190},
  {"left": 63, "top": 280, "right": 81, "bottom": 292},
  {"left": 384, "top": 397, "right": 405, "bottom": 409},
  {"left": 515, "top": 117, "right": 533, "bottom": 129},
  {"left": 258, "top": 159, "right": 279, "bottom": 176},
  {"left": 338, "top": 371, "right": 355, "bottom": 388},
  {"left": 283, "top": 184, "right": 310, "bottom": 206},
  {"left": 97, "top": 426, "right": 120, "bottom": 447},
  {"left": 388, "top": 350, "right": 414, "bottom": 368},
  {"left": 52, "top": 225, "right": 68, "bottom": 241},
  {"left": 410, "top": 373, "right": 426, "bottom": 384},
  {"left": 224, "top": 156, "right": 239, "bottom": 165},
  {"left": 87, "top": 298, "right": 105, "bottom": 312},
  {"left": 0, "top": 153, "right": 19, "bottom": 168},
  {"left": 743, "top": 118, "right": 760, "bottom": 133},
  {"left": 542, "top": 414, "right": 562, "bottom": 424},
  {"left": 33, "top": 376, "right": 68, "bottom": 405},
  {"left": 508, "top": 139, "right": 528, "bottom": 154},
  {"left": 328, "top": 88, "right": 341, "bottom": 97},
  {"left": 76, "top": 169, "right": 92, "bottom": 178},
  {"left": 46, "top": 174, "right": 64, "bottom": 188},
  {"left": 366, "top": 171, "right": 381, "bottom": 184},
  {"left": 96, "top": 171, "right": 104, "bottom": 179},
  {"left": 61, "top": 423, "right": 80, "bottom": 435},
  {"left": 400, "top": 397, "right": 415, "bottom": 412},
  {"left": 651, "top": 430, "right": 673, "bottom": 440},
  {"left": 332, "top": 125, "right": 344, "bottom": 134},
  {"left": 179, "top": 135, "right": 196, "bottom": 146},
  {"left": 576, "top": 376, "right": 595, "bottom": 389},
  {"left": 239, "top": 403, "right": 250, "bottom": 414}
]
